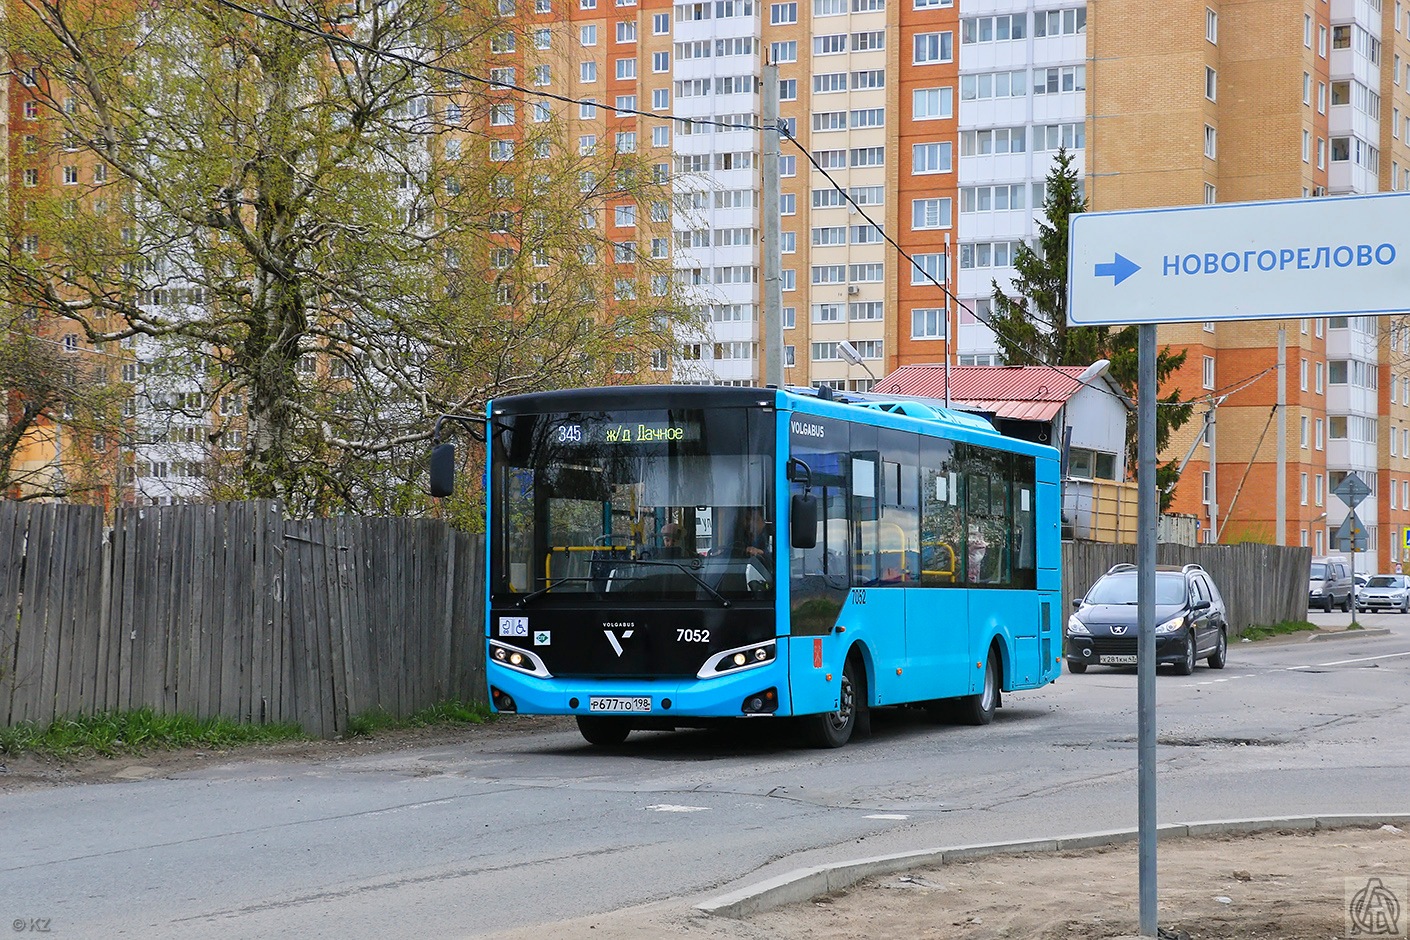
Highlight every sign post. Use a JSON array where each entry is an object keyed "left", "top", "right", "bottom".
[
  {"left": 1069, "top": 193, "right": 1410, "bottom": 938},
  {"left": 1334, "top": 473, "right": 1372, "bottom": 626}
]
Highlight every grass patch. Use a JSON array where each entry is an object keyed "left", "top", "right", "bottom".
[
  {"left": 1239, "top": 620, "right": 1319, "bottom": 641},
  {"left": 343, "top": 700, "right": 493, "bottom": 739},
  {"left": 0, "top": 708, "right": 306, "bottom": 760}
]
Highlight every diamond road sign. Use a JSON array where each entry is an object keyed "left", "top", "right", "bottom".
[
  {"left": 1334, "top": 472, "right": 1372, "bottom": 509},
  {"left": 1067, "top": 192, "right": 1410, "bottom": 326},
  {"left": 1335, "top": 512, "right": 1368, "bottom": 552}
]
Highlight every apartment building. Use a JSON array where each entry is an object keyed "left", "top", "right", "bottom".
[{"left": 1086, "top": 0, "right": 1410, "bottom": 566}]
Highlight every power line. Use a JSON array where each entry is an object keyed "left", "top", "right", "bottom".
[
  {"left": 783, "top": 132, "right": 1141, "bottom": 410},
  {"left": 212, "top": 0, "right": 1210, "bottom": 416},
  {"left": 214, "top": 0, "right": 763, "bottom": 134}
]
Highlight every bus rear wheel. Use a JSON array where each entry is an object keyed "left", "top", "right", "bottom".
[
  {"left": 957, "top": 649, "right": 1000, "bottom": 726},
  {"left": 805, "top": 657, "right": 861, "bottom": 748},
  {"left": 576, "top": 716, "right": 631, "bottom": 746}
]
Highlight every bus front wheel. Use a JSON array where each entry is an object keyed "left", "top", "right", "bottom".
[
  {"left": 576, "top": 715, "right": 631, "bottom": 746},
  {"left": 957, "top": 649, "right": 1000, "bottom": 726},
  {"left": 804, "top": 657, "right": 862, "bottom": 748}
]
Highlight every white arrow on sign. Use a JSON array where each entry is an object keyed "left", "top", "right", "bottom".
[{"left": 1067, "top": 192, "right": 1410, "bottom": 326}]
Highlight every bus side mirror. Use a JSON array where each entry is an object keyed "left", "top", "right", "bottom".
[
  {"left": 791, "top": 493, "right": 818, "bottom": 549},
  {"left": 429, "top": 442, "right": 456, "bottom": 498}
]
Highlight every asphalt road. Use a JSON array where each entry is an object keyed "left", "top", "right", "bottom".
[{"left": 3, "top": 612, "right": 1407, "bottom": 940}]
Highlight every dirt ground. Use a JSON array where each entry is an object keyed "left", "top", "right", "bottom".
[
  {"left": 4, "top": 717, "right": 1407, "bottom": 940},
  {"left": 488, "top": 826, "right": 1410, "bottom": 940}
]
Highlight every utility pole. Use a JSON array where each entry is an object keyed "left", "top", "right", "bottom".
[
  {"left": 1277, "top": 327, "right": 1287, "bottom": 545},
  {"left": 761, "top": 61, "right": 783, "bottom": 388},
  {"left": 944, "top": 232, "right": 952, "bottom": 408}
]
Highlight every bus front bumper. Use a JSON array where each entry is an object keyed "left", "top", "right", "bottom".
[{"left": 486, "top": 659, "right": 793, "bottom": 718}]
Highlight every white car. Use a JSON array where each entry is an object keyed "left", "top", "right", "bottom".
[{"left": 1355, "top": 574, "right": 1410, "bottom": 613}]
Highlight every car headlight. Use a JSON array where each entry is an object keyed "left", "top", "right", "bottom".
[
  {"left": 1155, "top": 614, "right": 1186, "bottom": 635},
  {"left": 1066, "top": 615, "right": 1090, "bottom": 635}
]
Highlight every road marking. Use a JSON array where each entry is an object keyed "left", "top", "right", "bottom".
[
  {"left": 864, "top": 813, "right": 910, "bottom": 820},
  {"left": 646, "top": 804, "right": 709, "bottom": 813},
  {"left": 1194, "top": 674, "right": 1257, "bottom": 686},
  {"left": 1311, "top": 650, "right": 1410, "bottom": 668}
]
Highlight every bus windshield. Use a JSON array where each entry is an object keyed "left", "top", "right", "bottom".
[{"left": 491, "top": 407, "right": 774, "bottom": 601}]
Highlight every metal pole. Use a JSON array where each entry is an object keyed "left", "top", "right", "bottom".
[
  {"left": 1137, "top": 323, "right": 1158, "bottom": 937},
  {"left": 944, "top": 232, "right": 952, "bottom": 409},
  {"left": 1208, "top": 398, "right": 1218, "bottom": 544},
  {"left": 1277, "top": 327, "right": 1287, "bottom": 545},
  {"left": 761, "top": 61, "right": 783, "bottom": 389}
]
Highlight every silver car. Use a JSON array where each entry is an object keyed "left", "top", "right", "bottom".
[{"left": 1355, "top": 574, "right": 1410, "bottom": 613}]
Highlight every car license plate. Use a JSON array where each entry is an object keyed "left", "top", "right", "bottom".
[
  {"left": 1099, "top": 655, "right": 1138, "bottom": 665},
  {"left": 588, "top": 696, "right": 652, "bottom": 713}
]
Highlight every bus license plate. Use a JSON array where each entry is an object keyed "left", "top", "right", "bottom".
[
  {"left": 1099, "top": 655, "right": 1138, "bottom": 665},
  {"left": 589, "top": 696, "right": 652, "bottom": 713}
]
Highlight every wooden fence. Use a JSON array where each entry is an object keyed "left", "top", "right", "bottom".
[
  {"left": 1062, "top": 540, "right": 1313, "bottom": 634},
  {"left": 0, "top": 501, "right": 485, "bottom": 737},
  {"left": 1, "top": 500, "right": 1314, "bottom": 736}
]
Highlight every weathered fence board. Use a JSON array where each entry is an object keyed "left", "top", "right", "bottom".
[
  {"left": 1062, "top": 540, "right": 1312, "bottom": 633},
  {"left": 0, "top": 501, "right": 488, "bottom": 735}
]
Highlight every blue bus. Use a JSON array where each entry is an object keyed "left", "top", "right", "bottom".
[{"left": 445, "top": 384, "right": 1061, "bottom": 748}]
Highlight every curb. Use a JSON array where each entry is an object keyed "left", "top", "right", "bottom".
[
  {"left": 1308, "top": 628, "right": 1392, "bottom": 641},
  {"left": 695, "top": 813, "right": 1410, "bottom": 919}
]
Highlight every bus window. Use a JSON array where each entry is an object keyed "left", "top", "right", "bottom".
[
  {"left": 920, "top": 437, "right": 960, "bottom": 586},
  {"left": 1011, "top": 454, "right": 1037, "bottom": 588},
  {"left": 878, "top": 428, "right": 920, "bottom": 583}
]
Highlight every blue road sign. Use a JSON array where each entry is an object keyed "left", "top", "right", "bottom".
[{"left": 1067, "top": 192, "right": 1410, "bottom": 326}]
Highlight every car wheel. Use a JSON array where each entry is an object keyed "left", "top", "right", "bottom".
[
  {"left": 1324, "top": 596, "right": 1334, "bottom": 613},
  {"left": 576, "top": 716, "right": 631, "bottom": 747},
  {"left": 1342, "top": 594, "right": 1352, "bottom": 613},
  {"left": 1173, "top": 632, "right": 1196, "bottom": 676},
  {"left": 1207, "top": 628, "right": 1227, "bottom": 669},
  {"left": 1066, "top": 660, "right": 1088, "bottom": 674},
  {"left": 957, "top": 647, "right": 1000, "bottom": 725},
  {"left": 805, "top": 655, "right": 861, "bottom": 748}
]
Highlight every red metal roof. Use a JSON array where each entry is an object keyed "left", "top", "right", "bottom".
[{"left": 872, "top": 365, "right": 1090, "bottom": 421}]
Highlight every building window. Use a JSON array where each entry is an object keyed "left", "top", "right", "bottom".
[
  {"left": 912, "top": 87, "right": 954, "bottom": 120},
  {"left": 1300, "top": 473, "right": 1308, "bottom": 505},
  {"left": 1315, "top": 420, "right": 1324, "bottom": 451},
  {"left": 912, "top": 308, "right": 946, "bottom": 339},
  {"left": 1202, "top": 355, "right": 1215, "bottom": 389},
  {"left": 1206, "top": 7, "right": 1217, "bottom": 43},
  {"left": 653, "top": 12, "right": 670, "bottom": 32},
  {"left": 1204, "top": 125, "right": 1217, "bottom": 158},
  {"left": 616, "top": 58, "right": 636, "bottom": 79},
  {"left": 1205, "top": 67, "right": 1216, "bottom": 101},
  {"left": 913, "top": 141, "right": 952, "bottom": 173},
  {"left": 913, "top": 32, "right": 953, "bottom": 64},
  {"left": 1300, "top": 416, "right": 1309, "bottom": 449},
  {"left": 911, "top": 197, "right": 952, "bottom": 230},
  {"left": 1203, "top": 183, "right": 1216, "bottom": 204}
]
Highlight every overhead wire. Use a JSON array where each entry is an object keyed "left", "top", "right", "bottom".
[{"left": 213, "top": 0, "right": 1250, "bottom": 416}]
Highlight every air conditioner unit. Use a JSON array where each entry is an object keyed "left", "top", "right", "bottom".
[{"left": 847, "top": 285, "right": 861, "bottom": 295}]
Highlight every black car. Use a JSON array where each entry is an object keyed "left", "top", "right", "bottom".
[{"left": 1066, "top": 563, "right": 1229, "bottom": 675}]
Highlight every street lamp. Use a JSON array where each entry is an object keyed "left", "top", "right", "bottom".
[{"left": 837, "top": 339, "right": 876, "bottom": 386}]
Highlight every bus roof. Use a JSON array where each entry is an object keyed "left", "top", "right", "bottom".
[{"left": 486, "top": 384, "right": 1056, "bottom": 458}]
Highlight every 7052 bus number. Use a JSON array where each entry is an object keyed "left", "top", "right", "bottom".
[{"left": 677, "top": 629, "right": 710, "bottom": 643}]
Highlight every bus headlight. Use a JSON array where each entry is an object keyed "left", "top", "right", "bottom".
[
  {"left": 698, "top": 641, "right": 777, "bottom": 679},
  {"left": 489, "top": 640, "right": 553, "bottom": 678}
]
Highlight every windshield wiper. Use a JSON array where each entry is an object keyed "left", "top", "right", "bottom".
[
  {"left": 609, "top": 558, "right": 734, "bottom": 608},
  {"left": 514, "top": 577, "right": 596, "bottom": 608}
]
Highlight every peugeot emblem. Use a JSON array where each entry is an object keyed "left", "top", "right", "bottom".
[{"left": 1110, "top": 625, "right": 1128, "bottom": 635}]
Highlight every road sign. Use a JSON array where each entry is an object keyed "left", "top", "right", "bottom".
[
  {"left": 1067, "top": 192, "right": 1410, "bottom": 326},
  {"left": 1404, "top": 527, "right": 1410, "bottom": 555},
  {"left": 1334, "top": 512, "right": 1368, "bottom": 552},
  {"left": 1334, "top": 472, "right": 1372, "bottom": 509}
]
